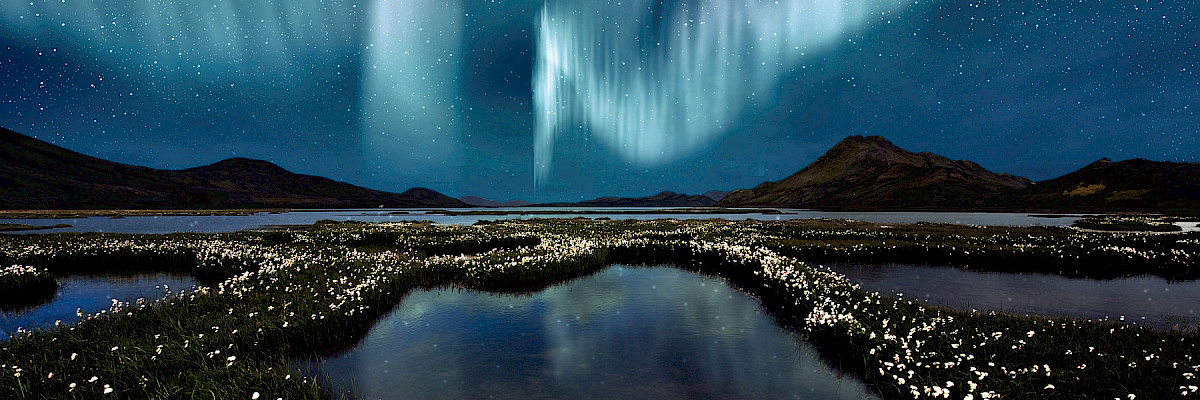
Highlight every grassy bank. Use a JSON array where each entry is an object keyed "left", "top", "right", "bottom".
[
  {"left": 0, "top": 210, "right": 286, "bottom": 219},
  {"left": 0, "top": 264, "right": 57, "bottom": 311},
  {"left": 753, "top": 219, "right": 1200, "bottom": 279},
  {"left": 1072, "top": 215, "right": 1185, "bottom": 232},
  {"left": 0, "top": 219, "right": 1196, "bottom": 399},
  {"left": 0, "top": 224, "right": 73, "bottom": 232}
]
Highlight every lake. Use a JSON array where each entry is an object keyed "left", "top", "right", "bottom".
[
  {"left": 306, "top": 266, "right": 880, "bottom": 400},
  {"left": 0, "top": 208, "right": 1082, "bottom": 234},
  {"left": 0, "top": 273, "right": 197, "bottom": 340},
  {"left": 828, "top": 262, "right": 1200, "bottom": 330}
]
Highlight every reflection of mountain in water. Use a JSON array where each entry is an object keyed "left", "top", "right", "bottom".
[{"left": 315, "top": 266, "right": 879, "bottom": 400}]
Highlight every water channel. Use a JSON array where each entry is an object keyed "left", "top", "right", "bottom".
[
  {"left": 308, "top": 266, "right": 880, "bottom": 400},
  {"left": 0, "top": 273, "right": 197, "bottom": 340}
]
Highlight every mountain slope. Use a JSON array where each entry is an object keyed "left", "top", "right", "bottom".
[
  {"left": 1017, "top": 158, "right": 1200, "bottom": 211},
  {"left": 718, "top": 136, "right": 1032, "bottom": 209},
  {"left": 0, "top": 128, "right": 467, "bottom": 209},
  {"left": 702, "top": 190, "right": 730, "bottom": 202}
]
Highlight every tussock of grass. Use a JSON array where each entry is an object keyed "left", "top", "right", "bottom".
[
  {"left": 1072, "top": 215, "right": 1184, "bottom": 232},
  {"left": 0, "top": 219, "right": 1196, "bottom": 399},
  {"left": 0, "top": 265, "right": 57, "bottom": 311}
]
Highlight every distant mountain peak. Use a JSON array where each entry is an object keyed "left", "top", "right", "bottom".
[
  {"left": 702, "top": 190, "right": 730, "bottom": 201},
  {"left": 829, "top": 135, "right": 906, "bottom": 155},
  {"left": 195, "top": 157, "right": 288, "bottom": 173},
  {"left": 1020, "top": 157, "right": 1200, "bottom": 211},
  {"left": 719, "top": 135, "right": 1199, "bottom": 211},
  {"left": 0, "top": 127, "right": 468, "bottom": 209},
  {"left": 837, "top": 134, "right": 895, "bottom": 147},
  {"left": 718, "top": 135, "right": 1032, "bottom": 209},
  {"left": 1071, "top": 158, "right": 1118, "bottom": 174},
  {"left": 818, "top": 135, "right": 925, "bottom": 167},
  {"left": 401, "top": 187, "right": 453, "bottom": 201}
]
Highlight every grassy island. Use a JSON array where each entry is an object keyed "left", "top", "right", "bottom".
[{"left": 0, "top": 219, "right": 1197, "bottom": 399}]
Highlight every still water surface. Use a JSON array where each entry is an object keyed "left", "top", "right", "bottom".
[
  {"left": 309, "top": 266, "right": 879, "bottom": 400},
  {"left": 828, "top": 263, "right": 1200, "bottom": 330},
  {"left": 0, "top": 208, "right": 1079, "bottom": 234},
  {"left": 0, "top": 273, "right": 196, "bottom": 340}
]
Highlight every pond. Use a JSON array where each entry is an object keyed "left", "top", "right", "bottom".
[
  {"left": 0, "top": 208, "right": 1080, "bottom": 234},
  {"left": 0, "top": 273, "right": 197, "bottom": 340},
  {"left": 827, "top": 262, "right": 1200, "bottom": 331},
  {"left": 306, "top": 266, "right": 879, "bottom": 400}
]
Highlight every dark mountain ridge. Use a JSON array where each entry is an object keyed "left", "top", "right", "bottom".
[
  {"left": 7, "top": 127, "right": 1195, "bottom": 213},
  {"left": 719, "top": 135, "right": 1200, "bottom": 212},
  {"left": 1018, "top": 157, "right": 1200, "bottom": 212},
  {"left": 718, "top": 136, "right": 1032, "bottom": 209},
  {"left": 0, "top": 128, "right": 467, "bottom": 209}
]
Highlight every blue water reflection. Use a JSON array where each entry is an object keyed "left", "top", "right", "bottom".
[
  {"left": 0, "top": 273, "right": 196, "bottom": 340},
  {"left": 829, "top": 263, "right": 1200, "bottom": 330},
  {"left": 0, "top": 208, "right": 1081, "bottom": 234},
  {"left": 311, "top": 266, "right": 878, "bottom": 400}
]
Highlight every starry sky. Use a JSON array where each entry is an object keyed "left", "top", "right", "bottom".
[{"left": 1, "top": 0, "right": 1196, "bottom": 202}]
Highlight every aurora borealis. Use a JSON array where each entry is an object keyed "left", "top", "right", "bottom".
[
  {"left": 1, "top": 0, "right": 1197, "bottom": 201},
  {"left": 534, "top": 0, "right": 910, "bottom": 184}
]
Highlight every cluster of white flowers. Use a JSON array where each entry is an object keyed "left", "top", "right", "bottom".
[
  {"left": 1, "top": 264, "right": 45, "bottom": 277},
  {"left": 0, "top": 218, "right": 1196, "bottom": 398}
]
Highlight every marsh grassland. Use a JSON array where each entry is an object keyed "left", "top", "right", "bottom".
[{"left": 1, "top": 219, "right": 1198, "bottom": 399}]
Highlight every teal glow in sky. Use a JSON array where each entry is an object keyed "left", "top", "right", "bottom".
[
  {"left": 0, "top": 0, "right": 358, "bottom": 84},
  {"left": 362, "top": 0, "right": 464, "bottom": 185},
  {"left": 1, "top": 0, "right": 1197, "bottom": 201},
  {"left": 534, "top": 0, "right": 912, "bottom": 185}
]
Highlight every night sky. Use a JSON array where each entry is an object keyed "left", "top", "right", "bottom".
[{"left": 1, "top": 0, "right": 1196, "bottom": 202}]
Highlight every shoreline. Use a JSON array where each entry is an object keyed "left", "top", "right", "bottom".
[
  {"left": 0, "top": 219, "right": 1196, "bottom": 398},
  {"left": 0, "top": 209, "right": 289, "bottom": 219},
  {"left": 0, "top": 223, "right": 73, "bottom": 232}
]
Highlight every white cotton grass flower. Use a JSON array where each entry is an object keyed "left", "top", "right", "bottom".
[{"left": 0, "top": 217, "right": 1193, "bottom": 399}]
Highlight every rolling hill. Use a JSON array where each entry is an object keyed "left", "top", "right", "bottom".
[
  {"left": 718, "top": 136, "right": 1032, "bottom": 209},
  {"left": 1016, "top": 158, "right": 1200, "bottom": 212},
  {"left": 0, "top": 128, "right": 467, "bottom": 209}
]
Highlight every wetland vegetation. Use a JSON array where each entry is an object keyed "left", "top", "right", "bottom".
[
  {"left": 0, "top": 223, "right": 73, "bottom": 232},
  {"left": 0, "top": 210, "right": 285, "bottom": 220},
  {"left": 1071, "top": 214, "right": 1186, "bottom": 232},
  {"left": 0, "top": 218, "right": 1197, "bottom": 399}
]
